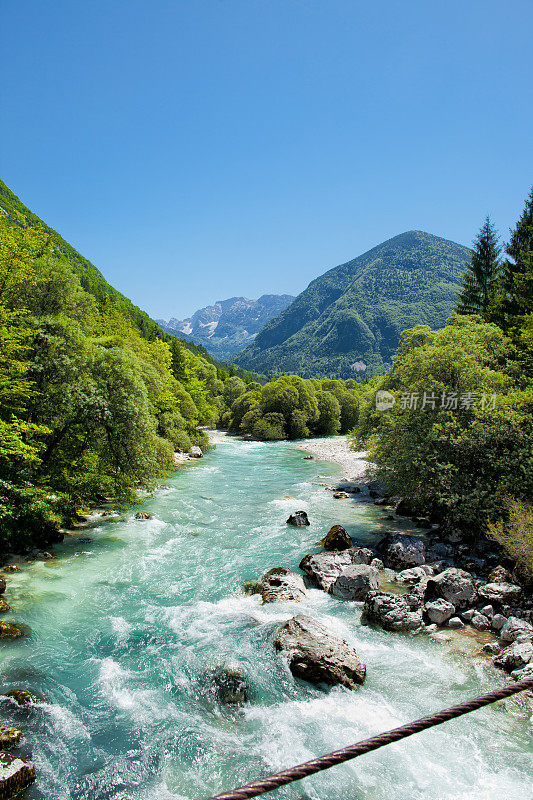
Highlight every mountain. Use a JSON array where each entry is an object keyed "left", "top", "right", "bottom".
[
  {"left": 157, "top": 294, "right": 295, "bottom": 360},
  {"left": 0, "top": 179, "right": 215, "bottom": 363},
  {"left": 234, "top": 231, "right": 471, "bottom": 378}
]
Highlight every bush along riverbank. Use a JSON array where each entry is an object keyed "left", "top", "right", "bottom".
[{"left": 244, "top": 478, "right": 533, "bottom": 686}]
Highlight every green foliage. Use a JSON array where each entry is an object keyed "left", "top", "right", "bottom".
[
  {"left": 224, "top": 373, "right": 361, "bottom": 441},
  {"left": 488, "top": 497, "right": 533, "bottom": 581},
  {"left": 352, "top": 313, "right": 533, "bottom": 531},
  {"left": 457, "top": 217, "right": 501, "bottom": 316}
]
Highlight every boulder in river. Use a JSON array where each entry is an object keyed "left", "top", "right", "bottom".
[
  {"left": 252, "top": 567, "right": 307, "bottom": 603},
  {"left": 478, "top": 582, "right": 523, "bottom": 605},
  {"left": 0, "top": 599, "right": 10, "bottom": 614},
  {"left": 330, "top": 564, "right": 380, "bottom": 600},
  {"left": 190, "top": 445, "right": 203, "bottom": 458},
  {"left": 0, "top": 752, "right": 35, "bottom": 796},
  {"left": 378, "top": 533, "right": 426, "bottom": 570},
  {"left": 320, "top": 525, "right": 352, "bottom": 551},
  {"left": 274, "top": 614, "right": 366, "bottom": 689},
  {"left": 424, "top": 568, "right": 477, "bottom": 610},
  {"left": 333, "top": 492, "right": 349, "bottom": 499},
  {"left": 0, "top": 725, "right": 22, "bottom": 748},
  {"left": 287, "top": 511, "right": 310, "bottom": 527},
  {"left": 424, "top": 599, "right": 455, "bottom": 626},
  {"left": 362, "top": 591, "right": 424, "bottom": 632},
  {"left": 300, "top": 551, "right": 354, "bottom": 591},
  {"left": 494, "top": 640, "right": 533, "bottom": 673},
  {"left": 0, "top": 579, "right": 5, "bottom": 595},
  {"left": 499, "top": 616, "right": 533, "bottom": 644},
  {"left": 134, "top": 511, "right": 153, "bottom": 520}
]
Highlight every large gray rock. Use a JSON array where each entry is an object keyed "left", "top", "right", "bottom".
[
  {"left": 425, "top": 599, "right": 455, "bottom": 625},
  {"left": 0, "top": 752, "right": 35, "bottom": 796},
  {"left": 425, "top": 568, "right": 477, "bottom": 610},
  {"left": 300, "top": 551, "right": 354, "bottom": 591},
  {"left": 499, "top": 616, "right": 533, "bottom": 644},
  {"left": 478, "top": 582, "right": 523, "bottom": 605},
  {"left": 362, "top": 591, "right": 424, "bottom": 632},
  {"left": 396, "top": 566, "right": 433, "bottom": 585},
  {"left": 379, "top": 534, "right": 426, "bottom": 570},
  {"left": 330, "top": 565, "right": 380, "bottom": 600},
  {"left": 252, "top": 567, "right": 307, "bottom": 603},
  {"left": 494, "top": 640, "right": 533, "bottom": 673},
  {"left": 190, "top": 445, "right": 203, "bottom": 458},
  {"left": 274, "top": 614, "right": 366, "bottom": 689}
]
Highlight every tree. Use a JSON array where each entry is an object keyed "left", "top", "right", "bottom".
[
  {"left": 497, "top": 187, "right": 533, "bottom": 322},
  {"left": 457, "top": 216, "right": 501, "bottom": 317}
]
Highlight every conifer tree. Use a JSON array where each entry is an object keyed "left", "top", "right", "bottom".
[
  {"left": 500, "top": 187, "right": 533, "bottom": 318},
  {"left": 457, "top": 216, "right": 501, "bottom": 316}
]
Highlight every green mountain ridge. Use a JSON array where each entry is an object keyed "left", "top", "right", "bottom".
[
  {"left": 234, "top": 230, "right": 472, "bottom": 378},
  {"left": 0, "top": 179, "right": 215, "bottom": 363}
]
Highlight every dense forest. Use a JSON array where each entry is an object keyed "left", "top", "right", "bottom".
[{"left": 350, "top": 189, "right": 533, "bottom": 574}]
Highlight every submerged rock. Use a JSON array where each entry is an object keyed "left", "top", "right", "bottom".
[
  {"left": 330, "top": 564, "right": 380, "bottom": 600},
  {"left": 274, "top": 614, "right": 366, "bottom": 689},
  {"left": 0, "top": 599, "right": 10, "bottom": 614},
  {"left": 320, "top": 525, "right": 352, "bottom": 551},
  {"left": 287, "top": 511, "right": 310, "bottom": 527},
  {"left": 333, "top": 492, "right": 349, "bottom": 499},
  {"left": 378, "top": 534, "right": 426, "bottom": 570},
  {"left": 205, "top": 665, "right": 248, "bottom": 706},
  {"left": 0, "top": 726, "right": 22, "bottom": 748},
  {"left": 4, "top": 690, "right": 34, "bottom": 707},
  {"left": 0, "top": 623, "right": 26, "bottom": 640},
  {"left": 425, "top": 568, "right": 477, "bottom": 610},
  {"left": 0, "top": 752, "right": 35, "bottom": 796},
  {"left": 362, "top": 591, "right": 424, "bottom": 632},
  {"left": 0, "top": 579, "right": 6, "bottom": 595},
  {"left": 253, "top": 568, "right": 307, "bottom": 603},
  {"left": 134, "top": 511, "right": 153, "bottom": 520}
]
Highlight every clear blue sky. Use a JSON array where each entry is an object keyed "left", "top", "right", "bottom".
[{"left": 1, "top": 0, "right": 532, "bottom": 319}]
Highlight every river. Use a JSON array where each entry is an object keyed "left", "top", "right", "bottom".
[{"left": 1, "top": 436, "right": 531, "bottom": 799}]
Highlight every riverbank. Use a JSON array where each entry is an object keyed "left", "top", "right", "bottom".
[{"left": 297, "top": 436, "right": 370, "bottom": 483}]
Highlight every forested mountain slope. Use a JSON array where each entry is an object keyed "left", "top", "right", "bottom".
[
  {"left": 0, "top": 180, "right": 212, "bottom": 361},
  {"left": 235, "top": 231, "right": 471, "bottom": 378}
]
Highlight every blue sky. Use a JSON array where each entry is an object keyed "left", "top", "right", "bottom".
[{"left": 1, "top": 0, "right": 532, "bottom": 319}]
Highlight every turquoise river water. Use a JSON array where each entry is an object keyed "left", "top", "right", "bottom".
[{"left": 1, "top": 436, "right": 531, "bottom": 799}]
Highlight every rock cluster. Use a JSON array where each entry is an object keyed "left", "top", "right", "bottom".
[{"left": 274, "top": 614, "right": 366, "bottom": 689}]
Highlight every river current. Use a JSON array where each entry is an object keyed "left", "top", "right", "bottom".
[{"left": 1, "top": 436, "right": 531, "bottom": 799}]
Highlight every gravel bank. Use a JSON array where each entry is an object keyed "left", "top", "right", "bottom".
[{"left": 297, "top": 437, "right": 370, "bottom": 482}]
